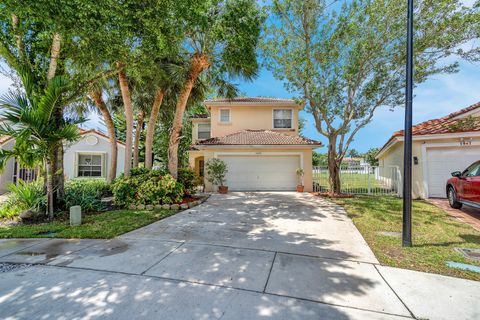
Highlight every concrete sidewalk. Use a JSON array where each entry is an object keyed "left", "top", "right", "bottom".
[{"left": 0, "top": 193, "right": 478, "bottom": 319}]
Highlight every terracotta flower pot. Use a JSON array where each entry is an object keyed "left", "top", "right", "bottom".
[
  {"left": 296, "top": 185, "right": 304, "bottom": 193},
  {"left": 218, "top": 186, "right": 229, "bottom": 194}
]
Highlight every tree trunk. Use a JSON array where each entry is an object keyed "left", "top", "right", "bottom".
[
  {"left": 133, "top": 110, "right": 145, "bottom": 167},
  {"left": 47, "top": 33, "right": 61, "bottom": 81},
  {"left": 117, "top": 65, "right": 133, "bottom": 177},
  {"left": 90, "top": 90, "right": 117, "bottom": 183},
  {"left": 45, "top": 157, "right": 54, "bottom": 219},
  {"left": 327, "top": 135, "right": 342, "bottom": 194},
  {"left": 46, "top": 32, "right": 65, "bottom": 212},
  {"left": 11, "top": 14, "right": 25, "bottom": 63},
  {"left": 168, "top": 53, "right": 210, "bottom": 178},
  {"left": 145, "top": 88, "right": 164, "bottom": 169}
]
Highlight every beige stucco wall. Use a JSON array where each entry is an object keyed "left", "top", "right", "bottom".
[
  {"left": 378, "top": 141, "right": 424, "bottom": 198},
  {"left": 209, "top": 105, "right": 300, "bottom": 137},
  {"left": 378, "top": 134, "right": 480, "bottom": 199},
  {"left": 189, "top": 147, "right": 314, "bottom": 192}
]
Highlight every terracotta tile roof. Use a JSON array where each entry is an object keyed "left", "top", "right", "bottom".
[
  {"left": 205, "top": 97, "right": 296, "bottom": 104},
  {"left": 377, "top": 101, "right": 480, "bottom": 157},
  {"left": 390, "top": 101, "right": 480, "bottom": 138},
  {"left": 195, "top": 130, "right": 322, "bottom": 146},
  {"left": 0, "top": 129, "right": 125, "bottom": 146}
]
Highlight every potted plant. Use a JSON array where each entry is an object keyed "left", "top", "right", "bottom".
[
  {"left": 296, "top": 168, "right": 304, "bottom": 192},
  {"left": 205, "top": 158, "right": 229, "bottom": 194}
]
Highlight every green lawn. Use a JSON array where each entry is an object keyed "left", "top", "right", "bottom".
[
  {"left": 330, "top": 196, "right": 480, "bottom": 281},
  {"left": 0, "top": 209, "right": 177, "bottom": 239},
  {"left": 313, "top": 171, "right": 398, "bottom": 194}
]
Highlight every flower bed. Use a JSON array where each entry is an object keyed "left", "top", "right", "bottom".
[
  {"left": 112, "top": 168, "right": 204, "bottom": 209},
  {"left": 127, "top": 195, "right": 209, "bottom": 211}
]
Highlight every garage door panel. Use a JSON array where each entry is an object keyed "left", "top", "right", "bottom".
[
  {"left": 426, "top": 146, "right": 480, "bottom": 198},
  {"left": 219, "top": 155, "right": 299, "bottom": 191}
]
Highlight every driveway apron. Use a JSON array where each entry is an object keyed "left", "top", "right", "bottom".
[{"left": 2, "top": 192, "right": 477, "bottom": 319}]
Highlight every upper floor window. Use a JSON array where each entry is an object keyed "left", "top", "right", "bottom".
[
  {"left": 273, "top": 109, "right": 293, "bottom": 129},
  {"left": 219, "top": 109, "right": 231, "bottom": 123},
  {"left": 197, "top": 123, "right": 211, "bottom": 140}
]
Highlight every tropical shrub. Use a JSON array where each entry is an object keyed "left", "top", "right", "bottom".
[
  {"left": 64, "top": 179, "right": 111, "bottom": 212},
  {"left": 112, "top": 169, "right": 183, "bottom": 206},
  {"left": 177, "top": 167, "right": 199, "bottom": 194},
  {"left": 0, "top": 180, "right": 45, "bottom": 219},
  {"left": 7, "top": 180, "right": 46, "bottom": 211},
  {"left": 0, "top": 202, "right": 22, "bottom": 219},
  {"left": 205, "top": 158, "right": 228, "bottom": 186}
]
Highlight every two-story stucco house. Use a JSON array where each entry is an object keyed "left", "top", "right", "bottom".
[{"left": 189, "top": 97, "right": 322, "bottom": 192}]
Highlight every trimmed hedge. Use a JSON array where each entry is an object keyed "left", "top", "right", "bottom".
[{"left": 64, "top": 179, "right": 111, "bottom": 212}]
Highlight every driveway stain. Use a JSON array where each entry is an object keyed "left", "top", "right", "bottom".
[{"left": 98, "top": 240, "right": 129, "bottom": 257}]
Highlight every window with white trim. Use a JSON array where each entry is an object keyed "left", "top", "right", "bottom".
[
  {"left": 197, "top": 123, "right": 211, "bottom": 139},
  {"left": 77, "top": 153, "right": 104, "bottom": 177},
  {"left": 273, "top": 109, "right": 293, "bottom": 129},
  {"left": 219, "top": 109, "right": 231, "bottom": 123}
]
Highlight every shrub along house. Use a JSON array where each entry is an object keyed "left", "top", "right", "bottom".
[
  {"left": 189, "top": 97, "right": 322, "bottom": 192},
  {"left": 0, "top": 129, "right": 126, "bottom": 194},
  {"left": 376, "top": 102, "right": 480, "bottom": 199}
]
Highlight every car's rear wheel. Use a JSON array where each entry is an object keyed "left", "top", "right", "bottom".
[{"left": 447, "top": 186, "right": 462, "bottom": 209}]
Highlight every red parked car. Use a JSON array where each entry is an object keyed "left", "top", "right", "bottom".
[{"left": 446, "top": 161, "right": 480, "bottom": 209}]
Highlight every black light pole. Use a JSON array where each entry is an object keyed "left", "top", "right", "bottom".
[{"left": 403, "top": 0, "right": 414, "bottom": 247}]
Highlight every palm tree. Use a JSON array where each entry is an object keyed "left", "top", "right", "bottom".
[
  {"left": 167, "top": 0, "right": 263, "bottom": 178},
  {"left": 89, "top": 88, "right": 118, "bottom": 183},
  {"left": 0, "top": 72, "right": 82, "bottom": 217}
]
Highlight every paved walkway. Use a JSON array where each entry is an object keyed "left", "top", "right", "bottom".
[
  {"left": 427, "top": 198, "right": 480, "bottom": 231},
  {"left": 0, "top": 193, "right": 478, "bottom": 320}
]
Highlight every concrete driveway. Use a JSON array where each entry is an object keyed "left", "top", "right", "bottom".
[{"left": 0, "top": 192, "right": 479, "bottom": 320}]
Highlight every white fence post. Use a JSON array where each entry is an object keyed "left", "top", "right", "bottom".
[
  {"left": 312, "top": 164, "right": 402, "bottom": 196},
  {"left": 367, "top": 165, "right": 371, "bottom": 195}
]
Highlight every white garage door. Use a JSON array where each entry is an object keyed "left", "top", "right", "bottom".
[
  {"left": 218, "top": 155, "right": 300, "bottom": 191},
  {"left": 426, "top": 146, "right": 480, "bottom": 198}
]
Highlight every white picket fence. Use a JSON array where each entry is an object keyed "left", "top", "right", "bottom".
[{"left": 313, "top": 165, "right": 402, "bottom": 196}]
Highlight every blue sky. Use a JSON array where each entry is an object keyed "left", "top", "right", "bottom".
[
  {"left": 0, "top": 0, "right": 478, "bottom": 154},
  {"left": 237, "top": 59, "right": 480, "bottom": 153},
  {"left": 1, "top": 59, "right": 479, "bottom": 153}
]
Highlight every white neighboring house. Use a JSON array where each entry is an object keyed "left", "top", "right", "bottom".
[
  {"left": 0, "top": 129, "right": 126, "bottom": 194},
  {"left": 376, "top": 102, "right": 480, "bottom": 199}
]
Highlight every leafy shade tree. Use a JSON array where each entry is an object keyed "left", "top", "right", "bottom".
[
  {"left": 312, "top": 151, "right": 327, "bottom": 166},
  {"left": 0, "top": 73, "right": 82, "bottom": 217},
  {"left": 1, "top": 0, "right": 121, "bottom": 207},
  {"left": 364, "top": 147, "right": 380, "bottom": 167},
  {"left": 167, "top": 0, "right": 265, "bottom": 178},
  {"left": 347, "top": 149, "right": 361, "bottom": 158},
  {"left": 263, "top": 0, "right": 477, "bottom": 193}
]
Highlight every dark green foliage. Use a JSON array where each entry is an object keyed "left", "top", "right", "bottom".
[
  {"left": 0, "top": 180, "right": 46, "bottom": 219},
  {"left": 312, "top": 151, "right": 328, "bottom": 166},
  {"left": 112, "top": 169, "right": 183, "bottom": 206},
  {"left": 205, "top": 158, "right": 228, "bottom": 187},
  {"left": 64, "top": 179, "right": 111, "bottom": 212},
  {"left": 177, "top": 167, "right": 199, "bottom": 194},
  {"left": 364, "top": 148, "right": 380, "bottom": 166}
]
